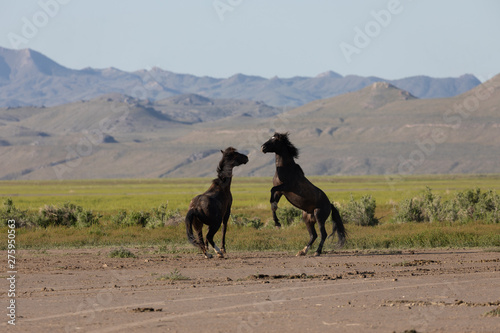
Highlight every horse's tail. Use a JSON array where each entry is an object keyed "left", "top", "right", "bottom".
[
  {"left": 185, "top": 209, "right": 200, "bottom": 247},
  {"left": 329, "top": 203, "right": 347, "bottom": 247}
]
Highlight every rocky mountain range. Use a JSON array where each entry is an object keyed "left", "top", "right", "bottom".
[
  {"left": 1, "top": 71, "right": 498, "bottom": 180},
  {"left": 0, "top": 47, "right": 481, "bottom": 108}
]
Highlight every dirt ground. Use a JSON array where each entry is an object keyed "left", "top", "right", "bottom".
[{"left": 2, "top": 247, "right": 499, "bottom": 332}]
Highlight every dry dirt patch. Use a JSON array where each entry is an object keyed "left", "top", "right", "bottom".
[{"left": 2, "top": 248, "right": 499, "bottom": 332}]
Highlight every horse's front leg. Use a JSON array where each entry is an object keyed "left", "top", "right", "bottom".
[
  {"left": 270, "top": 183, "right": 288, "bottom": 203},
  {"left": 271, "top": 192, "right": 283, "bottom": 228},
  {"left": 270, "top": 184, "right": 289, "bottom": 228},
  {"left": 271, "top": 200, "right": 281, "bottom": 228}
]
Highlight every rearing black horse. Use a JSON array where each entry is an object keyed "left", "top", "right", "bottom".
[
  {"left": 261, "top": 132, "right": 346, "bottom": 256},
  {"left": 185, "top": 147, "right": 248, "bottom": 258}
]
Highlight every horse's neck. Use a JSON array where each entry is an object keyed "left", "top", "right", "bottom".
[
  {"left": 275, "top": 153, "right": 295, "bottom": 167},
  {"left": 215, "top": 177, "right": 232, "bottom": 194},
  {"left": 218, "top": 174, "right": 233, "bottom": 190},
  {"left": 215, "top": 159, "right": 234, "bottom": 193},
  {"left": 209, "top": 174, "right": 232, "bottom": 194},
  {"left": 218, "top": 160, "right": 234, "bottom": 178},
  {"left": 223, "top": 176, "right": 232, "bottom": 187}
]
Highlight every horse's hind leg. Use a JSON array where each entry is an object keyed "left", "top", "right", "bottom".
[
  {"left": 314, "top": 209, "right": 329, "bottom": 256},
  {"left": 296, "top": 212, "right": 317, "bottom": 256},
  {"left": 194, "top": 223, "right": 212, "bottom": 258},
  {"left": 206, "top": 219, "right": 224, "bottom": 258}
]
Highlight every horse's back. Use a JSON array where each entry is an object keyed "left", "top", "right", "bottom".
[{"left": 189, "top": 190, "right": 231, "bottom": 221}]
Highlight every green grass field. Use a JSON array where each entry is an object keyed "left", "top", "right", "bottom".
[
  {"left": 2, "top": 174, "right": 499, "bottom": 218},
  {"left": 1, "top": 174, "right": 499, "bottom": 251}
]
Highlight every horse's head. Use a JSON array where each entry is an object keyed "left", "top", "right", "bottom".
[
  {"left": 261, "top": 132, "right": 299, "bottom": 158},
  {"left": 219, "top": 147, "right": 248, "bottom": 170}
]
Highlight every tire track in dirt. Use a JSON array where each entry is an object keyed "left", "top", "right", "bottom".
[
  {"left": 87, "top": 276, "right": 500, "bottom": 333},
  {"left": 7, "top": 249, "right": 500, "bottom": 332},
  {"left": 16, "top": 275, "right": 498, "bottom": 331}
]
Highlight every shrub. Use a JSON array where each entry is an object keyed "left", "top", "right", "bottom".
[
  {"left": 453, "top": 188, "right": 481, "bottom": 221},
  {"left": 110, "top": 210, "right": 128, "bottom": 225},
  {"left": 231, "top": 214, "right": 264, "bottom": 229},
  {"left": 157, "top": 268, "right": 189, "bottom": 281},
  {"left": 276, "top": 206, "right": 302, "bottom": 226},
  {"left": 447, "top": 188, "right": 500, "bottom": 224},
  {"left": 123, "top": 211, "right": 150, "bottom": 227},
  {"left": 420, "top": 187, "right": 442, "bottom": 223},
  {"left": 393, "top": 198, "right": 424, "bottom": 223},
  {"left": 75, "top": 209, "right": 101, "bottom": 228},
  {"left": 36, "top": 202, "right": 100, "bottom": 228},
  {"left": 111, "top": 203, "right": 183, "bottom": 228},
  {"left": 110, "top": 209, "right": 151, "bottom": 227},
  {"left": 0, "top": 198, "right": 34, "bottom": 228},
  {"left": 340, "top": 195, "right": 379, "bottom": 226},
  {"left": 146, "top": 203, "right": 183, "bottom": 229},
  {"left": 479, "top": 190, "right": 500, "bottom": 224},
  {"left": 393, "top": 187, "right": 500, "bottom": 224},
  {"left": 108, "top": 248, "right": 136, "bottom": 258}
]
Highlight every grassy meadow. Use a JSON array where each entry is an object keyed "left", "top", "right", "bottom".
[{"left": 1, "top": 174, "right": 499, "bottom": 251}]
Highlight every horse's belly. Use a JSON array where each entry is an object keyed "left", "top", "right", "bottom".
[{"left": 283, "top": 192, "right": 315, "bottom": 213}]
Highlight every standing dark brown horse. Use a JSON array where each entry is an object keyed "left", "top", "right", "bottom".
[
  {"left": 185, "top": 147, "right": 248, "bottom": 258},
  {"left": 261, "top": 132, "right": 346, "bottom": 256}
]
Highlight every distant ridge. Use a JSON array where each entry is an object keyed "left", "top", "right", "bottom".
[
  {"left": 0, "top": 46, "right": 481, "bottom": 107},
  {"left": 0, "top": 74, "right": 498, "bottom": 180}
]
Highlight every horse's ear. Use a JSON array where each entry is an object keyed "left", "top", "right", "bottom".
[{"left": 220, "top": 150, "right": 224, "bottom": 154}]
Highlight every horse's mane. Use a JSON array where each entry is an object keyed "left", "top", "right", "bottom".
[
  {"left": 275, "top": 132, "right": 299, "bottom": 159},
  {"left": 216, "top": 147, "right": 237, "bottom": 180}
]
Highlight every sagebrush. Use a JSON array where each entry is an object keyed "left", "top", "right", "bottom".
[
  {"left": 111, "top": 203, "right": 183, "bottom": 228},
  {"left": 0, "top": 199, "right": 100, "bottom": 228},
  {"left": 231, "top": 214, "right": 264, "bottom": 229},
  {"left": 0, "top": 198, "right": 33, "bottom": 228},
  {"left": 339, "top": 195, "right": 379, "bottom": 226},
  {"left": 393, "top": 187, "right": 499, "bottom": 224},
  {"left": 1, "top": 187, "right": 498, "bottom": 231},
  {"left": 275, "top": 206, "right": 302, "bottom": 226}
]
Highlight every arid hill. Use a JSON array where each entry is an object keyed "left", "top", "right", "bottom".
[{"left": 0, "top": 74, "right": 498, "bottom": 180}]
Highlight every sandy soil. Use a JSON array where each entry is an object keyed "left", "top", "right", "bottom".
[{"left": 2, "top": 248, "right": 499, "bottom": 332}]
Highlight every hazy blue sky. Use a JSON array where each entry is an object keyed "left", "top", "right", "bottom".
[{"left": 1, "top": 0, "right": 499, "bottom": 81}]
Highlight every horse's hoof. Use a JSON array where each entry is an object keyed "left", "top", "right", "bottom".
[
  {"left": 221, "top": 249, "right": 226, "bottom": 254},
  {"left": 204, "top": 253, "right": 213, "bottom": 259},
  {"left": 313, "top": 252, "right": 321, "bottom": 257},
  {"left": 275, "top": 224, "right": 281, "bottom": 229},
  {"left": 296, "top": 251, "right": 306, "bottom": 256},
  {"left": 217, "top": 253, "right": 224, "bottom": 258}
]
